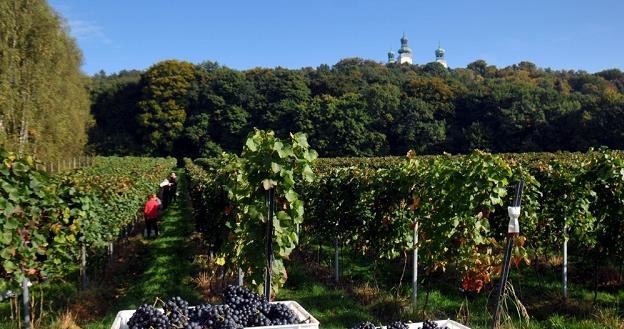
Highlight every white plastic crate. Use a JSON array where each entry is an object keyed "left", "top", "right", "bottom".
[
  {"left": 404, "top": 320, "right": 470, "bottom": 329},
  {"left": 111, "top": 300, "right": 319, "bottom": 329}
]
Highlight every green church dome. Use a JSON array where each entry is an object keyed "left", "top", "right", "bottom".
[
  {"left": 436, "top": 47, "right": 445, "bottom": 57},
  {"left": 398, "top": 33, "right": 412, "bottom": 54}
]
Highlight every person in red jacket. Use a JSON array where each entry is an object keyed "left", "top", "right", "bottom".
[{"left": 143, "top": 193, "right": 160, "bottom": 238}]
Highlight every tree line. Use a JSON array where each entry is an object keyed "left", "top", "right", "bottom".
[
  {"left": 2, "top": 1, "right": 624, "bottom": 160},
  {"left": 89, "top": 59, "right": 624, "bottom": 158},
  {"left": 0, "top": 0, "right": 91, "bottom": 161}
]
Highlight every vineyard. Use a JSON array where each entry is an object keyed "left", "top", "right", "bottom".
[
  {"left": 1, "top": 136, "right": 624, "bottom": 329},
  {"left": 187, "top": 133, "right": 624, "bottom": 328},
  {"left": 0, "top": 149, "right": 176, "bottom": 321},
  {"left": 190, "top": 146, "right": 624, "bottom": 290}
]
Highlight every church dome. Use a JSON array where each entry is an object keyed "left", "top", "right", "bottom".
[
  {"left": 398, "top": 46, "right": 412, "bottom": 54},
  {"left": 398, "top": 33, "right": 412, "bottom": 54},
  {"left": 436, "top": 46, "right": 445, "bottom": 57}
]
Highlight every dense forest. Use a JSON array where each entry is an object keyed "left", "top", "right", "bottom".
[
  {"left": 0, "top": 0, "right": 91, "bottom": 161},
  {"left": 89, "top": 59, "right": 624, "bottom": 158}
]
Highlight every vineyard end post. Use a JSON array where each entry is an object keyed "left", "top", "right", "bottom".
[{"left": 491, "top": 180, "right": 524, "bottom": 329}]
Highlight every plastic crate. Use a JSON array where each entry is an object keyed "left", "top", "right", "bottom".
[{"left": 111, "top": 300, "right": 319, "bottom": 329}]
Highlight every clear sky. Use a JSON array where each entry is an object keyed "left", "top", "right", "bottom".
[{"left": 49, "top": 0, "right": 624, "bottom": 75}]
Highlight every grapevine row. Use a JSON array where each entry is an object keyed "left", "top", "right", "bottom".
[
  {"left": 0, "top": 148, "right": 176, "bottom": 288},
  {"left": 190, "top": 143, "right": 624, "bottom": 293}
]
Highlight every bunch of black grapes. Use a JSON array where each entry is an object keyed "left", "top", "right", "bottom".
[
  {"left": 126, "top": 285, "right": 301, "bottom": 329},
  {"left": 387, "top": 321, "right": 408, "bottom": 329},
  {"left": 127, "top": 304, "right": 170, "bottom": 329},
  {"left": 421, "top": 320, "right": 448, "bottom": 329},
  {"left": 267, "top": 303, "right": 299, "bottom": 325},
  {"left": 164, "top": 296, "right": 190, "bottom": 328},
  {"left": 222, "top": 285, "right": 299, "bottom": 327},
  {"left": 222, "top": 285, "right": 270, "bottom": 326}
]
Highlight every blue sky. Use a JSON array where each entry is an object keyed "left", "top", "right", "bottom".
[{"left": 49, "top": 0, "right": 623, "bottom": 75}]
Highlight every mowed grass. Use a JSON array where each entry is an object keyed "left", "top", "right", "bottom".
[
  {"left": 277, "top": 263, "right": 376, "bottom": 328},
  {"left": 281, "top": 245, "right": 623, "bottom": 329}
]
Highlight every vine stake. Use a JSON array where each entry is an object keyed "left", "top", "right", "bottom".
[
  {"left": 491, "top": 180, "right": 524, "bottom": 329},
  {"left": 264, "top": 187, "right": 275, "bottom": 299}
]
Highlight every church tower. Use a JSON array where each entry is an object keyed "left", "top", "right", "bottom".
[
  {"left": 388, "top": 49, "right": 396, "bottom": 64},
  {"left": 435, "top": 44, "right": 448, "bottom": 68},
  {"left": 397, "top": 33, "right": 413, "bottom": 64}
]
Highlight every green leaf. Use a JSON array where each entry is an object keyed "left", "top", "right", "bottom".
[
  {"left": 3, "top": 260, "right": 17, "bottom": 273},
  {"left": 273, "top": 141, "right": 283, "bottom": 152},
  {"left": 276, "top": 211, "right": 290, "bottom": 223},
  {"left": 292, "top": 133, "right": 309, "bottom": 148},
  {"left": 11, "top": 162, "right": 29, "bottom": 175},
  {"left": 283, "top": 173, "right": 295, "bottom": 186},
  {"left": 277, "top": 146, "right": 293, "bottom": 158},
  {"left": 302, "top": 165, "right": 314, "bottom": 183},
  {"left": 245, "top": 137, "right": 258, "bottom": 152},
  {"left": 1, "top": 232, "right": 12, "bottom": 245},
  {"left": 304, "top": 149, "right": 318, "bottom": 162},
  {"left": 284, "top": 190, "right": 298, "bottom": 203},
  {"left": 53, "top": 235, "right": 66, "bottom": 244},
  {"left": 4, "top": 219, "right": 19, "bottom": 230},
  {"left": 271, "top": 162, "right": 282, "bottom": 174},
  {"left": 292, "top": 200, "right": 304, "bottom": 219},
  {"left": 0, "top": 247, "right": 14, "bottom": 259},
  {"left": 489, "top": 195, "right": 502, "bottom": 205}
]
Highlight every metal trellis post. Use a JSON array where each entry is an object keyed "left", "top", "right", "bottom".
[{"left": 491, "top": 180, "right": 524, "bottom": 329}]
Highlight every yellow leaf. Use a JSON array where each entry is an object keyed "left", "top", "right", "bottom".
[{"left": 215, "top": 257, "right": 226, "bottom": 266}]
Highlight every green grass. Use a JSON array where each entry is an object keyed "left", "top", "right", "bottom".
[
  {"left": 287, "top": 243, "right": 623, "bottom": 329},
  {"left": 277, "top": 263, "right": 376, "bottom": 328}
]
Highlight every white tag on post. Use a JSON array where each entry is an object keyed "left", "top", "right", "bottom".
[{"left": 507, "top": 206, "right": 521, "bottom": 234}]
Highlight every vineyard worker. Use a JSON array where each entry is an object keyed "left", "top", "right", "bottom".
[
  {"left": 168, "top": 172, "right": 178, "bottom": 203},
  {"left": 144, "top": 193, "right": 160, "bottom": 238},
  {"left": 159, "top": 178, "right": 171, "bottom": 209}
]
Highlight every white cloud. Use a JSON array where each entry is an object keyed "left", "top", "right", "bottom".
[{"left": 67, "top": 19, "right": 112, "bottom": 45}]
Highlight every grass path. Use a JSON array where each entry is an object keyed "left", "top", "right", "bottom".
[
  {"left": 278, "top": 262, "right": 376, "bottom": 328},
  {"left": 84, "top": 171, "right": 202, "bottom": 329}
]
